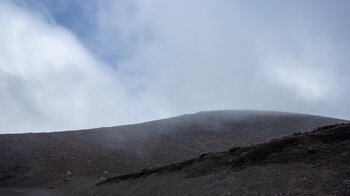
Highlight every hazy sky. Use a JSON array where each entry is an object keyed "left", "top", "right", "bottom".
[{"left": 1, "top": 0, "right": 349, "bottom": 133}]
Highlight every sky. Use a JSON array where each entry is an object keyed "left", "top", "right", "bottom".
[{"left": 0, "top": 0, "right": 349, "bottom": 133}]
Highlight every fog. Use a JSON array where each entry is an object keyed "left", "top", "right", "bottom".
[{"left": 1, "top": 0, "right": 349, "bottom": 133}]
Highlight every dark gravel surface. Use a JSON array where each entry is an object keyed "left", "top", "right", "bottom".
[
  {"left": 0, "top": 110, "right": 347, "bottom": 195},
  {"left": 95, "top": 123, "right": 350, "bottom": 196}
]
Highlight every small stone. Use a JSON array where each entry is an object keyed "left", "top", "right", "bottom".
[
  {"left": 66, "top": 170, "right": 73, "bottom": 176},
  {"left": 307, "top": 148, "right": 316, "bottom": 155},
  {"left": 229, "top": 147, "right": 240, "bottom": 152}
]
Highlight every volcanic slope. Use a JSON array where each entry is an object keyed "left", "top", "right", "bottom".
[
  {"left": 94, "top": 123, "right": 350, "bottom": 196},
  {"left": 0, "top": 110, "right": 347, "bottom": 192}
]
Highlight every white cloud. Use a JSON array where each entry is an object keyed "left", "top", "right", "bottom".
[
  {"left": 0, "top": 1, "right": 165, "bottom": 133},
  {"left": 107, "top": 0, "right": 349, "bottom": 115},
  {"left": 1, "top": 0, "right": 349, "bottom": 132}
]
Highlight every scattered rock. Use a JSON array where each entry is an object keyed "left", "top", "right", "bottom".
[
  {"left": 229, "top": 147, "right": 241, "bottom": 152},
  {"left": 307, "top": 146, "right": 317, "bottom": 155},
  {"left": 66, "top": 170, "right": 73, "bottom": 176}
]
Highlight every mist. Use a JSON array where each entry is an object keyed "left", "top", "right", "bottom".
[{"left": 1, "top": 0, "right": 350, "bottom": 133}]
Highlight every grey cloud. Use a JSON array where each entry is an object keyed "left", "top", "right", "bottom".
[{"left": 113, "top": 0, "right": 350, "bottom": 118}]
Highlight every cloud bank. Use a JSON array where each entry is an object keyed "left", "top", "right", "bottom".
[
  {"left": 0, "top": 1, "right": 162, "bottom": 132},
  {"left": 1, "top": 0, "right": 349, "bottom": 132}
]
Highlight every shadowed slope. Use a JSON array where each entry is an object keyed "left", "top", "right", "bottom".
[
  {"left": 0, "top": 110, "right": 346, "bottom": 190},
  {"left": 95, "top": 123, "right": 350, "bottom": 196}
]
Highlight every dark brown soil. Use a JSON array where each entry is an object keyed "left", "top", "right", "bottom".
[
  {"left": 95, "top": 123, "right": 350, "bottom": 196},
  {"left": 0, "top": 110, "right": 347, "bottom": 195}
]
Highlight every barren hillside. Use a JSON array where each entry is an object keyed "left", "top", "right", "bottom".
[{"left": 0, "top": 110, "right": 347, "bottom": 195}]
